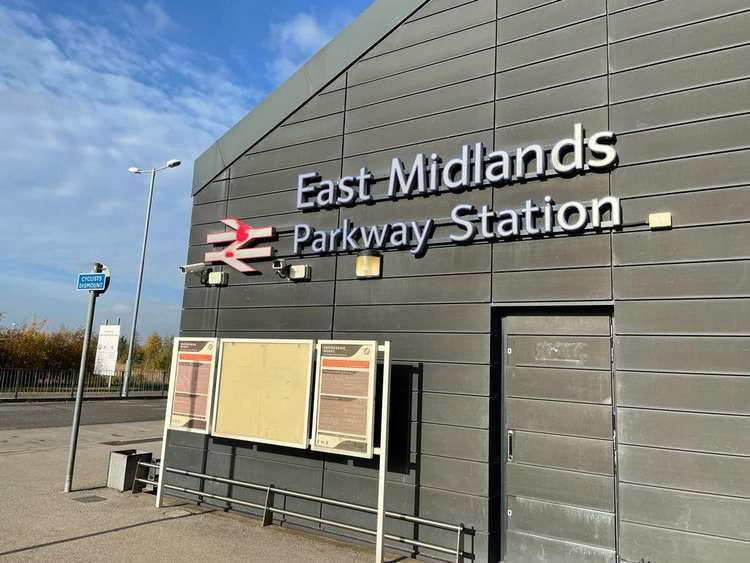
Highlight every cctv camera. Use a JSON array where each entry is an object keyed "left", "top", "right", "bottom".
[
  {"left": 272, "top": 259, "right": 287, "bottom": 271},
  {"left": 179, "top": 262, "right": 208, "bottom": 275}
]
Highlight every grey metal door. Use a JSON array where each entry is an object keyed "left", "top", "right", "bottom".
[{"left": 502, "top": 311, "right": 617, "bottom": 563}]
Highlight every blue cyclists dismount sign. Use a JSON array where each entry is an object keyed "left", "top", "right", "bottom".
[{"left": 77, "top": 272, "right": 107, "bottom": 291}]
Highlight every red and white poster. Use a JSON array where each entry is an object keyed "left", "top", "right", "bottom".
[
  {"left": 311, "top": 340, "right": 377, "bottom": 458},
  {"left": 167, "top": 338, "right": 217, "bottom": 433}
]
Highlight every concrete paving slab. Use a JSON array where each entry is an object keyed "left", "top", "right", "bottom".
[{"left": 0, "top": 421, "right": 410, "bottom": 562}]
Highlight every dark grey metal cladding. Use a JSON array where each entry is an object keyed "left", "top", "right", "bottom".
[
  {"left": 620, "top": 185, "right": 750, "bottom": 230},
  {"left": 618, "top": 408, "right": 750, "bottom": 456},
  {"left": 508, "top": 367, "right": 612, "bottom": 403},
  {"left": 504, "top": 530, "right": 615, "bottom": 563},
  {"left": 608, "top": 0, "right": 750, "bottom": 43},
  {"left": 615, "top": 299, "right": 750, "bottom": 335},
  {"left": 365, "top": 0, "right": 495, "bottom": 59},
  {"left": 348, "top": 47, "right": 495, "bottom": 110},
  {"left": 348, "top": 20, "right": 495, "bottom": 86},
  {"left": 495, "top": 77, "right": 608, "bottom": 127},
  {"left": 505, "top": 463, "right": 614, "bottom": 512},
  {"left": 507, "top": 335, "right": 611, "bottom": 369},
  {"left": 175, "top": 0, "right": 750, "bottom": 561},
  {"left": 609, "top": 10, "right": 750, "bottom": 72},
  {"left": 619, "top": 482, "right": 750, "bottom": 543},
  {"left": 511, "top": 431, "right": 614, "bottom": 475},
  {"left": 616, "top": 371, "right": 750, "bottom": 415},
  {"left": 493, "top": 234, "right": 611, "bottom": 272},
  {"left": 508, "top": 496, "right": 615, "bottom": 549},
  {"left": 498, "top": 0, "right": 605, "bottom": 45},
  {"left": 609, "top": 43, "right": 750, "bottom": 103},
  {"left": 611, "top": 149, "right": 750, "bottom": 199},
  {"left": 345, "top": 75, "right": 494, "bottom": 133},
  {"left": 618, "top": 444, "right": 750, "bottom": 498},
  {"left": 497, "top": 47, "right": 607, "bottom": 99},
  {"left": 613, "top": 261, "right": 750, "bottom": 299},
  {"left": 344, "top": 102, "right": 494, "bottom": 157},
  {"left": 507, "top": 398, "right": 612, "bottom": 439},
  {"left": 497, "top": 17, "right": 607, "bottom": 72},
  {"left": 615, "top": 335, "right": 750, "bottom": 374},
  {"left": 619, "top": 521, "right": 750, "bottom": 563}
]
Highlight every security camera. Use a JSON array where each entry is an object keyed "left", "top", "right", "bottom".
[
  {"left": 179, "top": 263, "right": 208, "bottom": 275},
  {"left": 272, "top": 259, "right": 291, "bottom": 279}
]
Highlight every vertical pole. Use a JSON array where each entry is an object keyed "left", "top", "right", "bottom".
[
  {"left": 64, "top": 282, "right": 98, "bottom": 493},
  {"left": 375, "top": 341, "right": 392, "bottom": 562},
  {"left": 122, "top": 168, "right": 156, "bottom": 397}
]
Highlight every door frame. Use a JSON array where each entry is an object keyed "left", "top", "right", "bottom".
[{"left": 491, "top": 303, "right": 618, "bottom": 562}]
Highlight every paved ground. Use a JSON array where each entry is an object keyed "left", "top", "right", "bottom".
[
  {"left": 0, "top": 399, "right": 167, "bottom": 430},
  {"left": 0, "top": 404, "right": 403, "bottom": 562}
]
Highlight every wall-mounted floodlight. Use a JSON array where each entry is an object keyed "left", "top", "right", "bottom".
[{"left": 356, "top": 250, "right": 383, "bottom": 279}]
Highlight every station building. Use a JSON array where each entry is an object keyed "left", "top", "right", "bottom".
[{"left": 165, "top": 1, "right": 750, "bottom": 561}]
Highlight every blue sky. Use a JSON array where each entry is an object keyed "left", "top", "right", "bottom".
[{"left": 0, "top": 0, "right": 370, "bottom": 337}]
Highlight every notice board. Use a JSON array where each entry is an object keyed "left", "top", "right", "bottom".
[
  {"left": 166, "top": 338, "right": 217, "bottom": 433},
  {"left": 311, "top": 340, "right": 377, "bottom": 459},
  {"left": 212, "top": 339, "right": 314, "bottom": 448}
]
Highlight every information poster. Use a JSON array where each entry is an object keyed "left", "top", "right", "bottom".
[
  {"left": 211, "top": 339, "right": 314, "bottom": 448},
  {"left": 93, "top": 324, "right": 120, "bottom": 376},
  {"left": 167, "top": 338, "right": 217, "bottom": 433},
  {"left": 311, "top": 340, "right": 377, "bottom": 459}
]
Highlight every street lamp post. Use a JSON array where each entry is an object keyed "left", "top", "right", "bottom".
[{"left": 121, "top": 159, "right": 181, "bottom": 398}]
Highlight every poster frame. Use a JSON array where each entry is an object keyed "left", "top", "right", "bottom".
[
  {"left": 210, "top": 338, "right": 315, "bottom": 449},
  {"left": 310, "top": 339, "right": 378, "bottom": 459},
  {"left": 164, "top": 336, "right": 218, "bottom": 435}
]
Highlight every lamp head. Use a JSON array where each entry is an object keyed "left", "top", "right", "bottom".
[
  {"left": 128, "top": 167, "right": 142, "bottom": 174},
  {"left": 166, "top": 159, "right": 181, "bottom": 168}
]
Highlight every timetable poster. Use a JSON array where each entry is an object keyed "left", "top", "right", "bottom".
[
  {"left": 168, "top": 338, "right": 217, "bottom": 433},
  {"left": 312, "top": 341, "right": 377, "bottom": 458}
]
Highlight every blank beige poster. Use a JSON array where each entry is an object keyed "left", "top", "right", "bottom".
[{"left": 213, "top": 339, "right": 313, "bottom": 448}]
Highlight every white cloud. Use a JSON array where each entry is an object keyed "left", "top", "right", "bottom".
[
  {"left": 266, "top": 11, "right": 354, "bottom": 84},
  {"left": 0, "top": 3, "right": 262, "bottom": 334}
]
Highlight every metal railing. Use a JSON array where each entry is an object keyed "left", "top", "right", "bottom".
[
  {"left": 135, "top": 462, "right": 465, "bottom": 563},
  {"left": 0, "top": 367, "right": 168, "bottom": 399}
]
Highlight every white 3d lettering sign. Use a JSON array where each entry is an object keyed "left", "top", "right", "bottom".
[{"left": 290, "top": 124, "right": 620, "bottom": 257}]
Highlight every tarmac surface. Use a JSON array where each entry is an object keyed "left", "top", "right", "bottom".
[
  {"left": 0, "top": 403, "right": 406, "bottom": 562},
  {"left": 0, "top": 399, "right": 167, "bottom": 430}
]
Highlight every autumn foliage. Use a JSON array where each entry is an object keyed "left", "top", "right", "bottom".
[{"left": 0, "top": 318, "right": 173, "bottom": 371}]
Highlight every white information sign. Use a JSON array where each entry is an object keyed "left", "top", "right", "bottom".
[{"left": 94, "top": 324, "right": 120, "bottom": 376}]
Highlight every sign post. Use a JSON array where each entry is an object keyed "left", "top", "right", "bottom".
[
  {"left": 64, "top": 263, "right": 110, "bottom": 493},
  {"left": 374, "top": 341, "right": 391, "bottom": 563}
]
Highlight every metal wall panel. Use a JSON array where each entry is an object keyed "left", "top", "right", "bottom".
[
  {"left": 616, "top": 299, "right": 750, "bottom": 335},
  {"left": 618, "top": 445, "right": 750, "bottom": 497},
  {"left": 335, "top": 273, "right": 490, "bottom": 305},
  {"left": 505, "top": 530, "right": 615, "bottom": 563},
  {"left": 511, "top": 431, "right": 614, "bottom": 475},
  {"left": 620, "top": 483, "right": 750, "bottom": 542},
  {"left": 611, "top": 149, "right": 750, "bottom": 198},
  {"left": 498, "top": 0, "right": 605, "bottom": 45},
  {"left": 618, "top": 408, "right": 750, "bottom": 456},
  {"left": 615, "top": 335, "right": 750, "bottom": 374},
  {"left": 610, "top": 43, "right": 750, "bottom": 103},
  {"left": 497, "top": 18, "right": 606, "bottom": 71},
  {"left": 619, "top": 521, "right": 750, "bottom": 563},
  {"left": 509, "top": 366, "right": 612, "bottom": 403},
  {"left": 610, "top": 11, "right": 750, "bottom": 72},
  {"left": 608, "top": 0, "right": 750, "bottom": 42},
  {"left": 497, "top": 47, "right": 607, "bottom": 99},
  {"left": 617, "top": 371, "right": 750, "bottom": 415},
  {"left": 346, "top": 75, "right": 494, "bottom": 133},
  {"left": 250, "top": 112, "right": 343, "bottom": 154},
  {"left": 493, "top": 234, "right": 611, "bottom": 272},
  {"left": 493, "top": 268, "right": 612, "bottom": 301},
  {"left": 334, "top": 303, "right": 490, "bottom": 332},
  {"left": 346, "top": 48, "right": 495, "bottom": 109},
  {"left": 613, "top": 261, "right": 750, "bottom": 299}
]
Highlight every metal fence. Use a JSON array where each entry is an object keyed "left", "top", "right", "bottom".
[{"left": 0, "top": 367, "right": 168, "bottom": 399}]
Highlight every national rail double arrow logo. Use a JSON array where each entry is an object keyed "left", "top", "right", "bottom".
[{"left": 204, "top": 218, "right": 276, "bottom": 273}]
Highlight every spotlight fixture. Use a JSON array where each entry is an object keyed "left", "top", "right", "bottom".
[{"left": 355, "top": 250, "right": 382, "bottom": 279}]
